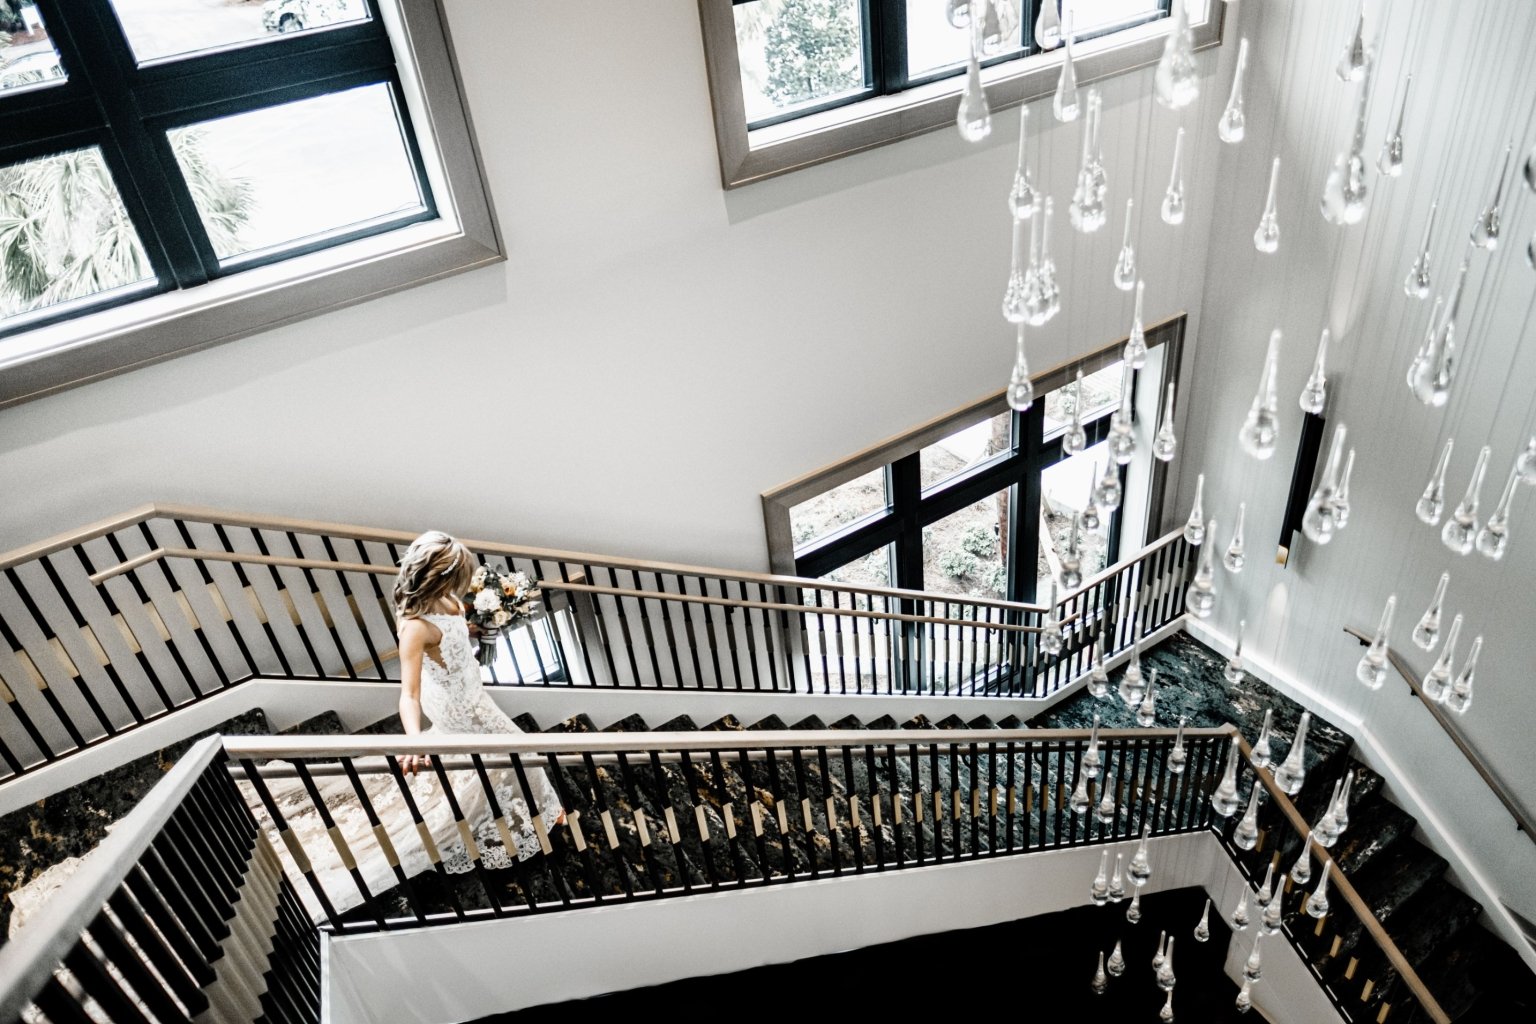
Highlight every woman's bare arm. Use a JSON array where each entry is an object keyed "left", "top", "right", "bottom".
[{"left": 396, "top": 618, "right": 433, "bottom": 774}]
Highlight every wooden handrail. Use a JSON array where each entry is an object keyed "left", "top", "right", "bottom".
[
  {"left": 1344, "top": 625, "right": 1536, "bottom": 845},
  {"left": 1233, "top": 733, "right": 1452, "bottom": 1024}
]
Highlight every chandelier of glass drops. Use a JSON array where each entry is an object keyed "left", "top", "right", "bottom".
[{"left": 1154, "top": 0, "right": 1199, "bottom": 109}]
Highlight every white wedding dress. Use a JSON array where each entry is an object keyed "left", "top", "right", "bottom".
[{"left": 244, "top": 612, "right": 564, "bottom": 921}]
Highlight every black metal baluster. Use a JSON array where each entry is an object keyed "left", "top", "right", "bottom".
[
  {"left": 928, "top": 738, "right": 945, "bottom": 861},
  {"left": 107, "top": 890, "right": 209, "bottom": 1017},
  {"left": 827, "top": 591, "right": 848, "bottom": 695},
  {"left": 61, "top": 942, "right": 156, "bottom": 1024},
  {"left": 736, "top": 747, "right": 773, "bottom": 883},
  {"left": 789, "top": 746, "right": 820, "bottom": 877},
  {"left": 646, "top": 749, "right": 694, "bottom": 893},
  {"left": 762, "top": 746, "right": 796, "bottom": 881},
  {"left": 379, "top": 756, "right": 469, "bottom": 919},
  {"left": 651, "top": 573, "right": 685, "bottom": 686},
  {"left": 290, "top": 762, "right": 386, "bottom": 928},
  {"left": 123, "top": 867, "right": 217, "bottom": 985},
  {"left": 754, "top": 583, "right": 782, "bottom": 691},
  {"left": 908, "top": 741, "right": 925, "bottom": 864},
  {"left": 708, "top": 748, "right": 749, "bottom": 884},
  {"left": 581, "top": 750, "right": 636, "bottom": 899},
  {"left": 60, "top": 546, "right": 171, "bottom": 715},
  {"left": 810, "top": 589, "right": 834, "bottom": 694},
  {"left": 815, "top": 746, "right": 843, "bottom": 873},
  {"left": 720, "top": 586, "right": 746, "bottom": 690},
  {"left": 211, "top": 524, "right": 294, "bottom": 676},
  {"left": 86, "top": 912, "right": 189, "bottom": 1024},
  {"left": 673, "top": 573, "right": 706, "bottom": 687},
  {"left": 332, "top": 758, "right": 427, "bottom": 925},
  {"left": 509, "top": 751, "right": 576, "bottom": 904},
  {"left": 692, "top": 576, "right": 728, "bottom": 689},
  {"left": 614, "top": 750, "right": 667, "bottom": 895},
  {"left": 2, "top": 567, "right": 117, "bottom": 737},
  {"left": 840, "top": 745, "right": 864, "bottom": 873},
  {"left": 863, "top": 743, "right": 886, "bottom": 869},
  {"left": 602, "top": 568, "right": 644, "bottom": 688},
  {"left": 970, "top": 741, "right": 983, "bottom": 857},
  {"left": 677, "top": 750, "right": 721, "bottom": 889}
]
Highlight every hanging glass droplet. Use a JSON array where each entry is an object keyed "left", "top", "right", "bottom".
[
  {"left": 1445, "top": 635, "right": 1480, "bottom": 714},
  {"left": 1526, "top": 141, "right": 1536, "bottom": 193},
  {"left": 1218, "top": 36, "right": 1249, "bottom": 143},
  {"left": 1378, "top": 74, "right": 1410, "bottom": 177},
  {"left": 1184, "top": 473, "right": 1206, "bottom": 545},
  {"left": 1034, "top": 0, "right": 1062, "bottom": 49},
  {"left": 1064, "top": 370, "right": 1088, "bottom": 454},
  {"left": 1185, "top": 517, "right": 1218, "bottom": 618},
  {"left": 1334, "top": 771, "right": 1354, "bottom": 835},
  {"left": 1152, "top": 931, "right": 1168, "bottom": 970},
  {"left": 1161, "top": 127, "right": 1187, "bottom": 225},
  {"left": 1041, "top": 581, "right": 1065, "bottom": 655},
  {"left": 1038, "top": 197, "right": 1061, "bottom": 321},
  {"left": 1302, "top": 424, "right": 1348, "bottom": 544},
  {"left": 1233, "top": 785, "right": 1262, "bottom": 850},
  {"left": 1412, "top": 260, "right": 1471, "bottom": 407},
  {"left": 1107, "top": 939, "right": 1127, "bottom": 977},
  {"left": 1082, "top": 711, "right": 1103, "bottom": 779},
  {"left": 1250, "top": 708, "right": 1274, "bottom": 769},
  {"left": 1114, "top": 199, "right": 1138, "bottom": 290},
  {"left": 1090, "top": 848, "right": 1110, "bottom": 903},
  {"left": 1224, "top": 506, "right": 1247, "bottom": 573},
  {"left": 1058, "top": 515, "right": 1086, "bottom": 589},
  {"left": 1009, "top": 103, "right": 1038, "bottom": 220},
  {"left": 1416, "top": 439, "right": 1454, "bottom": 524},
  {"left": 1471, "top": 143, "right": 1513, "bottom": 250},
  {"left": 1129, "top": 823, "right": 1153, "bottom": 883},
  {"left": 1125, "top": 280, "right": 1148, "bottom": 367},
  {"left": 977, "top": 0, "right": 1019, "bottom": 55},
  {"left": 1053, "top": 9, "right": 1080, "bottom": 122},
  {"left": 1135, "top": 668, "right": 1159, "bottom": 727},
  {"left": 1126, "top": 888, "right": 1142, "bottom": 924},
  {"left": 1356, "top": 594, "right": 1395, "bottom": 689},
  {"left": 1239, "top": 330, "right": 1282, "bottom": 460},
  {"left": 1333, "top": 449, "right": 1355, "bottom": 529},
  {"left": 1154, "top": 0, "right": 1199, "bottom": 109},
  {"left": 1243, "top": 931, "right": 1264, "bottom": 981},
  {"left": 1159, "top": 990, "right": 1175, "bottom": 1024},
  {"left": 945, "top": 0, "right": 973, "bottom": 29},
  {"left": 1069, "top": 89, "right": 1107, "bottom": 232},
  {"left": 1404, "top": 201, "right": 1436, "bottom": 298},
  {"left": 1119, "top": 635, "right": 1145, "bottom": 706},
  {"left": 1254, "top": 157, "right": 1281, "bottom": 253},
  {"left": 1442, "top": 445, "right": 1490, "bottom": 555},
  {"left": 1475, "top": 462, "right": 1520, "bottom": 560},
  {"left": 1299, "top": 328, "right": 1329, "bottom": 415},
  {"left": 1153, "top": 382, "right": 1178, "bottom": 462},
  {"left": 1007, "top": 324, "right": 1035, "bottom": 411},
  {"left": 1519, "top": 438, "right": 1536, "bottom": 485},
  {"left": 1235, "top": 978, "right": 1254, "bottom": 1014},
  {"left": 1082, "top": 468, "right": 1102, "bottom": 531},
  {"left": 1261, "top": 880, "right": 1285, "bottom": 934},
  {"left": 1091, "top": 949, "right": 1108, "bottom": 994},
  {"left": 956, "top": 21, "right": 992, "bottom": 143},
  {"left": 1290, "top": 841, "right": 1312, "bottom": 886},
  {"left": 1256, "top": 857, "right": 1276, "bottom": 905},
  {"left": 1231, "top": 891, "right": 1251, "bottom": 931},
  {"left": 1071, "top": 768, "right": 1093, "bottom": 816},
  {"left": 1305, "top": 861, "right": 1332, "bottom": 919},
  {"left": 1336, "top": 5, "right": 1367, "bottom": 82},
  {"left": 1224, "top": 620, "right": 1245, "bottom": 685},
  {"left": 1312, "top": 778, "right": 1344, "bottom": 847},
  {"left": 1412, "top": 571, "right": 1449, "bottom": 651},
  {"left": 1096, "top": 777, "right": 1116, "bottom": 823},
  {"left": 1423, "top": 613, "right": 1463, "bottom": 702},
  {"left": 1169, "top": 716, "right": 1188, "bottom": 774},
  {"left": 1321, "top": 58, "right": 1374, "bottom": 226},
  {"left": 1272, "top": 711, "right": 1310, "bottom": 795},
  {"left": 1088, "top": 636, "right": 1110, "bottom": 697},
  {"left": 1108, "top": 852, "right": 1126, "bottom": 902},
  {"left": 1155, "top": 936, "right": 1177, "bottom": 991},
  {"left": 1096, "top": 458, "right": 1124, "bottom": 511},
  {"left": 1108, "top": 361, "right": 1138, "bottom": 465},
  {"left": 1211, "top": 736, "right": 1242, "bottom": 817}
]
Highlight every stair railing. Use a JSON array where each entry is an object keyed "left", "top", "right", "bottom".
[
  {"left": 0, "top": 506, "right": 1193, "bottom": 784},
  {"left": 0, "top": 735, "right": 322, "bottom": 1024},
  {"left": 1210, "top": 733, "right": 1452, "bottom": 1024}
]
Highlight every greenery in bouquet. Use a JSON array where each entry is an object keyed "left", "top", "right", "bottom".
[{"left": 464, "top": 565, "right": 540, "bottom": 664}]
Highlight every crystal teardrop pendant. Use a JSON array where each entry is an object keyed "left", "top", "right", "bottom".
[
  {"left": 1334, "top": 771, "right": 1354, "bottom": 834},
  {"left": 1250, "top": 709, "right": 1273, "bottom": 769},
  {"left": 1152, "top": 931, "right": 1167, "bottom": 970},
  {"left": 1009, "top": 104, "right": 1038, "bottom": 220},
  {"left": 1404, "top": 201, "right": 1437, "bottom": 298},
  {"left": 1526, "top": 141, "right": 1536, "bottom": 193},
  {"left": 1096, "top": 777, "right": 1116, "bottom": 823},
  {"left": 1299, "top": 328, "right": 1329, "bottom": 414},
  {"left": 1002, "top": 198, "right": 1029, "bottom": 324},
  {"left": 1034, "top": 0, "right": 1062, "bottom": 49},
  {"left": 1159, "top": 989, "right": 1175, "bottom": 1024},
  {"left": 1113, "top": 199, "right": 1138, "bottom": 290},
  {"left": 1053, "top": 10, "right": 1080, "bottom": 122},
  {"left": 1290, "top": 841, "right": 1312, "bottom": 886},
  {"left": 1411, "top": 260, "right": 1471, "bottom": 407},
  {"left": 1161, "top": 127, "right": 1187, "bottom": 225},
  {"left": 1233, "top": 786, "right": 1262, "bottom": 850},
  {"left": 1168, "top": 716, "right": 1188, "bottom": 774},
  {"left": 1108, "top": 853, "right": 1126, "bottom": 902},
  {"left": 1091, "top": 950, "right": 1108, "bottom": 994},
  {"left": 1442, "top": 445, "right": 1490, "bottom": 555},
  {"left": 1378, "top": 74, "right": 1410, "bottom": 177},
  {"left": 1356, "top": 594, "right": 1395, "bottom": 689},
  {"left": 1412, "top": 572, "right": 1449, "bottom": 651},
  {"left": 1095, "top": 459, "right": 1123, "bottom": 511},
  {"left": 1128, "top": 824, "right": 1153, "bottom": 883},
  {"left": 1088, "top": 636, "right": 1110, "bottom": 697},
  {"left": 1224, "top": 619, "right": 1245, "bottom": 685},
  {"left": 1445, "top": 635, "right": 1480, "bottom": 714},
  {"left": 1471, "top": 143, "right": 1513, "bottom": 250},
  {"left": 1322, "top": 59, "right": 1373, "bottom": 225},
  {"left": 1305, "top": 861, "right": 1332, "bottom": 919},
  {"left": 1235, "top": 979, "right": 1254, "bottom": 1014},
  {"left": 1517, "top": 438, "right": 1536, "bottom": 485},
  {"left": 1243, "top": 931, "right": 1264, "bottom": 981},
  {"left": 1272, "top": 711, "right": 1310, "bottom": 795},
  {"left": 1302, "top": 424, "right": 1348, "bottom": 544},
  {"left": 1107, "top": 939, "right": 1126, "bottom": 977},
  {"left": 1254, "top": 157, "right": 1281, "bottom": 253},
  {"left": 1231, "top": 892, "right": 1250, "bottom": 931},
  {"left": 977, "top": 0, "right": 1019, "bottom": 55},
  {"left": 1154, "top": 0, "right": 1199, "bottom": 109},
  {"left": 1336, "top": 5, "right": 1367, "bottom": 82},
  {"left": 1218, "top": 37, "right": 1249, "bottom": 143},
  {"left": 1069, "top": 90, "right": 1107, "bottom": 232},
  {"left": 1184, "top": 473, "right": 1206, "bottom": 545},
  {"left": 1125, "top": 280, "right": 1148, "bottom": 367},
  {"left": 1223, "top": 506, "right": 1247, "bottom": 573},
  {"left": 1312, "top": 778, "right": 1343, "bottom": 847},
  {"left": 1082, "top": 712, "right": 1103, "bottom": 779},
  {"left": 1153, "top": 382, "right": 1178, "bottom": 462},
  {"left": 1007, "top": 324, "right": 1035, "bottom": 411},
  {"left": 1406, "top": 296, "right": 1444, "bottom": 397},
  {"left": 1333, "top": 449, "right": 1355, "bottom": 529},
  {"left": 1416, "top": 439, "right": 1454, "bottom": 524},
  {"left": 1135, "top": 668, "right": 1159, "bottom": 727},
  {"left": 1126, "top": 888, "right": 1142, "bottom": 924},
  {"left": 1211, "top": 736, "right": 1242, "bottom": 817},
  {"left": 1256, "top": 857, "right": 1276, "bottom": 905},
  {"left": 1156, "top": 936, "right": 1177, "bottom": 991},
  {"left": 1239, "top": 330, "right": 1282, "bottom": 460},
  {"left": 1071, "top": 768, "right": 1093, "bottom": 816},
  {"left": 945, "top": 0, "right": 973, "bottom": 29},
  {"left": 1041, "top": 581, "right": 1065, "bottom": 655},
  {"left": 1090, "top": 848, "right": 1110, "bottom": 903},
  {"left": 1038, "top": 197, "right": 1061, "bottom": 321},
  {"left": 1261, "top": 882, "right": 1284, "bottom": 934},
  {"left": 1082, "top": 468, "right": 1102, "bottom": 531},
  {"left": 956, "top": 22, "right": 992, "bottom": 142},
  {"left": 1184, "top": 517, "right": 1218, "bottom": 618},
  {"left": 1119, "top": 635, "right": 1145, "bottom": 706},
  {"left": 1063, "top": 370, "right": 1088, "bottom": 454},
  {"left": 1475, "top": 463, "right": 1519, "bottom": 559},
  {"left": 1108, "top": 362, "right": 1137, "bottom": 465},
  {"left": 1423, "top": 613, "right": 1463, "bottom": 702}
]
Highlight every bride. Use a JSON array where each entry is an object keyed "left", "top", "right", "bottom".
[{"left": 243, "top": 531, "right": 565, "bottom": 920}]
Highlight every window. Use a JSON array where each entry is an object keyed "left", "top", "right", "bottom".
[
  {"left": 701, "top": 1, "right": 1224, "bottom": 187},
  {"left": 0, "top": 0, "right": 500, "bottom": 407},
  {"left": 763, "top": 316, "right": 1185, "bottom": 602}
]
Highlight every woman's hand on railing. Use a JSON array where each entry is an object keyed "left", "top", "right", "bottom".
[{"left": 397, "top": 752, "right": 430, "bottom": 776}]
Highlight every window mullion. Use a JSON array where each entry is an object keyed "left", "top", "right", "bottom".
[{"left": 873, "top": 0, "right": 907, "bottom": 95}]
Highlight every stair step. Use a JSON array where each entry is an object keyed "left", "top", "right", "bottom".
[
  {"left": 277, "top": 710, "right": 345, "bottom": 737},
  {"left": 1386, "top": 878, "right": 1483, "bottom": 966},
  {"left": 1331, "top": 797, "right": 1417, "bottom": 875},
  {"left": 1354, "top": 841, "right": 1449, "bottom": 926},
  {"left": 603, "top": 714, "right": 651, "bottom": 733},
  {"left": 548, "top": 714, "right": 600, "bottom": 734}
]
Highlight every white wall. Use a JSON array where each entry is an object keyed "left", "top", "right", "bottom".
[
  {"left": 0, "top": 2, "right": 1227, "bottom": 574},
  {"left": 1176, "top": 0, "right": 1536, "bottom": 929}
]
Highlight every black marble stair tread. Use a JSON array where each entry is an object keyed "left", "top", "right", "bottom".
[
  {"left": 548, "top": 714, "right": 600, "bottom": 734},
  {"left": 1353, "top": 841, "right": 1449, "bottom": 925},
  {"left": 934, "top": 714, "right": 968, "bottom": 729},
  {"left": 277, "top": 710, "right": 345, "bottom": 736},
  {"left": 602, "top": 713, "right": 650, "bottom": 733},
  {"left": 1384, "top": 879, "right": 1483, "bottom": 965},
  {"left": 788, "top": 715, "right": 826, "bottom": 731},
  {"left": 864, "top": 715, "right": 897, "bottom": 730},
  {"left": 1330, "top": 798, "right": 1417, "bottom": 875},
  {"left": 1412, "top": 926, "right": 1497, "bottom": 1021},
  {"left": 1344, "top": 762, "right": 1386, "bottom": 808},
  {"left": 965, "top": 714, "right": 999, "bottom": 729},
  {"left": 654, "top": 715, "right": 698, "bottom": 732},
  {"left": 828, "top": 715, "right": 864, "bottom": 731},
  {"left": 356, "top": 712, "right": 406, "bottom": 734},
  {"left": 747, "top": 715, "right": 788, "bottom": 731},
  {"left": 510, "top": 712, "right": 542, "bottom": 733}
]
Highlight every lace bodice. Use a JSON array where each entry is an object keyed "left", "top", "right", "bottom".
[{"left": 415, "top": 612, "right": 491, "bottom": 729}]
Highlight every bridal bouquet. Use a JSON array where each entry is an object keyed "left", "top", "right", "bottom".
[{"left": 465, "top": 565, "right": 541, "bottom": 666}]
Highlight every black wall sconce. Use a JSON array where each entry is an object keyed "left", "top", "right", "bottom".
[{"left": 1277, "top": 412, "right": 1327, "bottom": 566}]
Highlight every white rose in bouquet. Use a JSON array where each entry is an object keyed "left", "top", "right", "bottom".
[{"left": 473, "top": 588, "right": 501, "bottom": 614}]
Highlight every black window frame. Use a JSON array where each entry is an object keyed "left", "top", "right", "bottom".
[{"left": 0, "top": 0, "right": 437, "bottom": 340}]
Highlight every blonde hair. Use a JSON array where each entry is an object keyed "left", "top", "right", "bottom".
[{"left": 394, "top": 531, "right": 475, "bottom": 620}]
